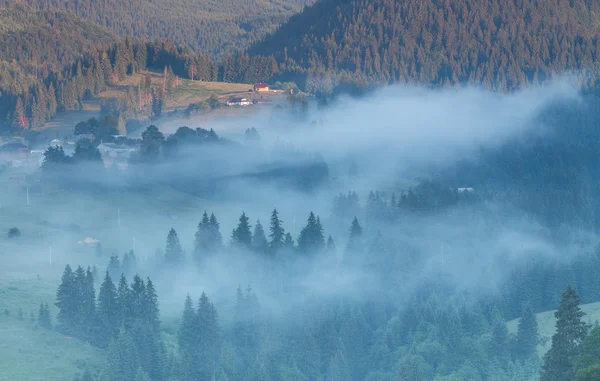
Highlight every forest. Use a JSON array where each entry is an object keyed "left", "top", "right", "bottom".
[
  {"left": 0, "top": 0, "right": 312, "bottom": 55},
  {"left": 0, "top": 85, "right": 594, "bottom": 380},
  {"left": 251, "top": 0, "right": 600, "bottom": 91}
]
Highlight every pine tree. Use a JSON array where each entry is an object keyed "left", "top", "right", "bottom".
[
  {"left": 13, "top": 98, "right": 28, "bottom": 130},
  {"left": 196, "top": 292, "right": 221, "bottom": 380},
  {"left": 47, "top": 83, "right": 57, "bottom": 117},
  {"left": 38, "top": 303, "right": 52, "bottom": 329},
  {"left": 194, "top": 212, "right": 211, "bottom": 262},
  {"left": 284, "top": 233, "right": 295, "bottom": 250},
  {"left": 55, "top": 265, "right": 76, "bottom": 334},
  {"left": 252, "top": 219, "right": 269, "bottom": 255},
  {"left": 97, "top": 272, "right": 119, "bottom": 347},
  {"left": 118, "top": 274, "right": 131, "bottom": 329},
  {"left": 489, "top": 311, "right": 510, "bottom": 366},
  {"left": 82, "top": 267, "right": 97, "bottom": 341},
  {"left": 130, "top": 275, "right": 146, "bottom": 322},
  {"left": 143, "top": 278, "right": 160, "bottom": 332},
  {"left": 576, "top": 326, "right": 600, "bottom": 379},
  {"left": 297, "top": 212, "right": 325, "bottom": 254},
  {"left": 541, "top": 285, "right": 589, "bottom": 381},
  {"left": 327, "top": 236, "right": 336, "bottom": 252},
  {"left": 269, "top": 208, "right": 285, "bottom": 254},
  {"left": 209, "top": 213, "right": 222, "bottom": 246},
  {"left": 346, "top": 217, "right": 363, "bottom": 254},
  {"left": 514, "top": 303, "right": 539, "bottom": 361},
  {"left": 106, "top": 330, "right": 140, "bottom": 381},
  {"left": 164, "top": 228, "right": 184, "bottom": 266},
  {"left": 232, "top": 212, "right": 252, "bottom": 249},
  {"left": 178, "top": 294, "right": 197, "bottom": 378},
  {"left": 122, "top": 250, "right": 137, "bottom": 277},
  {"left": 108, "top": 255, "right": 121, "bottom": 281}
]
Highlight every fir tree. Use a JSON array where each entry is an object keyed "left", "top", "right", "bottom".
[
  {"left": 97, "top": 272, "right": 119, "bottom": 347},
  {"left": 107, "top": 255, "right": 121, "bottom": 281},
  {"left": 122, "top": 250, "right": 137, "bottom": 277},
  {"left": 38, "top": 303, "right": 52, "bottom": 329},
  {"left": 193, "top": 212, "right": 211, "bottom": 262},
  {"left": 82, "top": 267, "right": 97, "bottom": 341},
  {"left": 346, "top": 217, "right": 363, "bottom": 254},
  {"left": 252, "top": 219, "right": 269, "bottom": 255},
  {"left": 541, "top": 285, "right": 589, "bottom": 381},
  {"left": 143, "top": 278, "right": 160, "bottom": 332},
  {"left": 576, "top": 326, "right": 600, "bottom": 379},
  {"left": 284, "top": 233, "right": 295, "bottom": 250},
  {"left": 178, "top": 294, "right": 197, "bottom": 380},
  {"left": 209, "top": 213, "right": 223, "bottom": 249},
  {"left": 269, "top": 208, "right": 285, "bottom": 254},
  {"left": 297, "top": 212, "right": 325, "bottom": 254},
  {"left": 118, "top": 274, "right": 131, "bottom": 328},
  {"left": 326, "top": 236, "right": 335, "bottom": 251},
  {"left": 232, "top": 212, "right": 252, "bottom": 249},
  {"left": 196, "top": 292, "right": 221, "bottom": 380},
  {"left": 164, "top": 228, "right": 184, "bottom": 266},
  {"left": 55, "top": 265, "right": 76, "bottom": 334},
  {"left": 514, "top": 303, "right": 540, "bottom": 361}
]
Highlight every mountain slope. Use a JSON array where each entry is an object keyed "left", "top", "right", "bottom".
[
  {"left": 507, "top": 301, "right": 600, "bottom": 358},
  {"left": 0, "top": 5, "right": 115, "bottom": 74},
  {"left": 251, "top": 0, "right": 600, "bottom": 90},
  {"left": 0, "top": 0, "right": 312, "bottom": 56}
]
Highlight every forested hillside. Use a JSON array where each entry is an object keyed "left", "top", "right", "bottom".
[
  {"left": 0, "top": 0, "right": 312, "bottom": 55},
  {"left": 251, "top": 0, "right": 600, "bottom": 90}
]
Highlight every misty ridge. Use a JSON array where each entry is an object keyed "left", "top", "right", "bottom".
[{"left": 3, "top": 78, "right": 600, "bottom": 381}]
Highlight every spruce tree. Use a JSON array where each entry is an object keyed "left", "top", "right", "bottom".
[
  {"left": 541, "top": 285, "right": 589, "bottom": 381},
  {"left": 576, "top": 326, "right": 600, "bottom": 379},
  {"left": 489, "top": 312, "right": 510, "bottom": 366},
  {"left": 82, "top": 267, "right": 97, "bottom": 341},
  {"left": 232, "top": 212, "right": 252, "bottom": 249},
  {"left": 346, "top": 217, "right": 363, "bottom": 253},
  {"left": 197, "top": 292, "right": 221, "bottom": 380},
  {"left": 269, "top": 208, "right": 285, "bottom": 254},
  {"left": 130, "top": 275, "right": 146, "bottom": 322},
  {"left": 55, "top": 265, "right": 76, "bottom": 334},
  {"left": 118, "top": 274, "right": 131, "bottom": 329},
  {"left": 209, "top": 213, "right": 223, "bottom": 249},
  {"left": 178, "top": 294, "right": 197, "bottom": 377},
  {"left": 284, "top": 233, "right": 295, "bottom": 250},
  {"left": 97, "top": 272, "right": 119, "bottom": 348},
  {"left": 514, "top": 303, "right": 539, "bottom": 361},
  {"left": 38, "top": 303, "right": 52, "bottom": 329},
  {"left": 107, "top": 255, "right": 121, "bottom": 281},
  {"left": 164, "top": 228, "right": 185, "bottom": 266},
  {"left": 327, "top": 236, "right": 336, "bottom": 252},
  {"left": 297, "top": 212, "right": 325, "bottom": 254},
  {"left": 194, "top": 212, "right": 211, "bottom": 262},
  {"left": 143, "top": 278, "right": 160, "bottom": 332},
  {"left": 252, "top": 219, "right": 269, "bottom": 255}
]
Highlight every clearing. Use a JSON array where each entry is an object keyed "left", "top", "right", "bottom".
[{"left": 506, "top": 301, "right": 600, "bottom": 358}]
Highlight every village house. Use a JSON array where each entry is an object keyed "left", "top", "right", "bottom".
[
  {"left": 227, "top": 97, "right": 251, "bottom": 107},
  {"left": 254, "top": 83, "right": 270, "bottom": 92},
  {"left": 97, "top": 142, "right": 138, "bottom": 168}
]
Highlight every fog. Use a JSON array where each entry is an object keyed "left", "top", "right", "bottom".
[{"left": 0, "top": 77, "right": 592, "bottom": 328}]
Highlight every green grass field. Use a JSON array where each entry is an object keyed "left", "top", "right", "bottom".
[
  {"left": 507, "top": 301, "right": 600, "bottom": 358},
  {"left": 0, "top": 277, "right": 105, "bottom": 381}
]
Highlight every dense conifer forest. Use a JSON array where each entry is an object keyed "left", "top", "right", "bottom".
[
  {"left": 0, "top": 0, "right": 312, "bottom": 55},
  {"left": 251, "top": 0, "right": 600, "bottom": 90}
]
